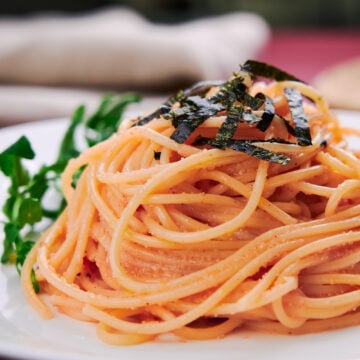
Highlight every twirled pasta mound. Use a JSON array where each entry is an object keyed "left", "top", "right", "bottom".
[{"left": 23, "top": 61, "right": 360, "bottom": 345}]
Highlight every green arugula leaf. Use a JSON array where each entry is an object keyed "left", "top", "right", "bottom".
[
  {"left": 15, "top": 240, "right": 36, "bottom": 273},
  {"left": 0, "top": 154, "right": 14, "bottom": 177},
  {"left": 31, "top": 269, "right": 40, "bottom": 293},
  {"left": 56, "top": 105, "right": 85, "bottom": 165},
  {"left": 28, "top": 170, "right": 49, "bottom": 199},
  {"left": 17, "top": 198, "right": 42, "bottom": 228},
  {"left": 0, "top": 156, "right": 30, "bottom": 187},
  {"left": 2, "top": 196, "right": 16, "bottom": 220},
  {"left": 1, "top": 136, "right": 35, "bottom": 159},
  {"left": 85, "top": 93, "right": 141, "bottom": 146},
  {"left": 0, "top": 93, "right": 140, "bottom": 288},
  {"left": 1, "top": 223, "right": 19, "bottom": 263}
]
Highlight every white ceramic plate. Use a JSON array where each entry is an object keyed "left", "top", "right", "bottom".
[{"left": 1, "top": 111, "right": 360, "bottom": 360}]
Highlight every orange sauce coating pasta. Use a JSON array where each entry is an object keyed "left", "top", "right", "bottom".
[{"left": 22, "top": 70, "right": 360, "bottom": 345}]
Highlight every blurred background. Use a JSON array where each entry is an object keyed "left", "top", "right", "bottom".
[
  {"left": 0, "top": 0, "right": 359, "bottom": 126},
  {"left": 1, "top": 0, "right": 359, "bottom": 26}
]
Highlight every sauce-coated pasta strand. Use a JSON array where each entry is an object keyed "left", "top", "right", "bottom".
[{"left": 22, "top": 64, "right": 360, "bottom": 345}]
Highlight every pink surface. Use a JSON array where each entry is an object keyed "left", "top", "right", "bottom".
[{"left": 257, "top": 29, "right": 360, "bottom": 83}]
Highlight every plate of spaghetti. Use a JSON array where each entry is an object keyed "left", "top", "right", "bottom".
[{"left": 1, "top": 60, "right": 360, "bottom": 360}]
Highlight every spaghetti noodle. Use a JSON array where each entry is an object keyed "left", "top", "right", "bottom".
[{"left": 22, "top": 61, "right": 360, "bottom": 345}]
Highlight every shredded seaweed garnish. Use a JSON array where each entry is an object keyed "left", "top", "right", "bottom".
[
  {"left": 193, "top": 136, "right": 291, "bottom": 165},
  {"left": 182, "top": 80, "right": 224, "bottom": 98},
  {"left": 240, "top": 93, "right": 275, "bottom": 131},
  {"left": 211, "top": 105, "right": 243, "bottom": 149},
  {"left": 251, "top": 138, "right": 295, "bottom": 145},
  {"left": 0, "top": 93, "right": 138, "bottom": 290},
  {"left": 132, "top": 60, "right": 314, "bottom": 164},
  {"left": 134, "top": 81, "right": 224, "bottom": 127},
  {"left": 170, "top": 76, "right": 263, "bottom": 144},
  {"left": 243, "top": 60, "right": 303, "bottom": 82},
  {"left": 170, "top": 96, "right": 224, "bottom": 143},
  {"left": 284, "top": 87, "right": 312, "bottom": 146},
  {"left": 227, "top": 140, "right": 291, "bottom": 165},
  {"left": 194, "top": 136, "right": 294, "bottom": 147},
  {"left": 210, "top": 77, "right": 263, "bottom": 109},
  {"left": 134, "top": 105, "right": 171, "bottom": 127},
  {"left": 255, "top": 94, "right": 275, "bottom": 132}
]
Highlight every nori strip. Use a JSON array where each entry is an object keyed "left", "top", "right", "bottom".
[
  {"left": 134, "top": 86, "right": 192, "bottom": 127},
  {"left": 240, "top": 93, "right": 274, "bottom": 129},
  {"left": 227, "top": 140, "right": 291, "bottom": 165},
  {"left": 243, "top": 93, "right": 264, "bottom": 110},
  {"left": 134, "top": 105, "right": 171, "bottom": 126},
  {"left": 284, "top": 88, "right": 312, "bottom": 146},
  {"left": 193, "top": 136, "right": 291, "bottom": 165},
  {"left": 209, "top": 77, "right": 263, "bottom": 110},
  {"left": 242, "top": 110, "right": 262, "bottom": 125},
  {"left": 212, "top": 105, "right": 243, "bottom": 149},
  {"left": 165, "top": 81, "right": 224, "bottom": 107},
  {"left": 209, "top": 77, "right": 246, "bottom": 106},
  {"left": 243, "top": 60, "right": 303, "bottom": 82},
  {"left": 133, "top": 61, "right": 309, "bottom": 162},
  {"left": 194, "top": 136, "right": 295, "bottom": 146},
  {"left": 170, "top": 96, "right": 224, "bottom": 143},
  {"left": 182, "top": 80, "right": 225, "bottom": 98},
  {"left": 256, "top": 95, "right": 275, "bottom": 132}
]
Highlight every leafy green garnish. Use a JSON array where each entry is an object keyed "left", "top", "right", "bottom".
[
  {"left": 0, "top": 92, "right": 140, "bottom": 290},
  {"left": 0, "top": 60, "right": 315, "bottom": 292},
  {"left": 1, "top": 136, "right": 35, "bottom": 159},
  {"left": 56, "top": 105, "right": 85, "bottom": 164},
  {"left": 86, "top": 93, "right": 141, "bottom": 145}
]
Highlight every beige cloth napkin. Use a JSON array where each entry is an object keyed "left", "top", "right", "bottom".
[
  {"left": 0, "top": 8, "right": 269, "bottom": 87},
  {"left": 0, "top": 7, "right": 270, "bottom": 126}
]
